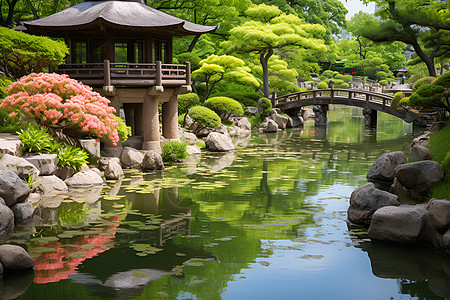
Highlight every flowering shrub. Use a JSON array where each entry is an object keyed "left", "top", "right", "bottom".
[{"left": 0, "top": 73, "right": 119, "bottom": 145}]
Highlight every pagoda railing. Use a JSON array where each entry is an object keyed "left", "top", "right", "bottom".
[{"left": 55, "top": 60, "right": 191, "bottom": 87}]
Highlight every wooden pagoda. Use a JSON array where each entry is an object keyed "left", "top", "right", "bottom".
[{"left": 21, "top": 0, "right": 216, "bottom": 154}]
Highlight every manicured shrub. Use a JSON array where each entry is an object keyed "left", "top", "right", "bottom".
[
  {"left": 204, "top": 96, "right": 244, "bottom": 120},
  {"left": 115, "top": 117, "right": 131, "bottom": 142},
  {"left": 161, "top": 140, "right": 189, "bottom": 162},
  {"left": 178, "top": 93, "right": 200, "bottom": 114},
  {"left": 0, "top": 73, "right": 119, "bottom": 145},
  {"left": 0, "top": 76, "right": 13, "bottom": 99},
  {"left": 260, "top": 97, "right": 272, "bottom": 110},
  {"left": 342, "top": 75, "right": 352, "bottom": 83},
  {"left": 334, "top": 74, "right": 344, "bottom": 80},
  {"left": 317, "top": 81, "right": 328, "bottom": 89},
  {"left": 333, "top": 79, "right": 349, "bottom": 89},
  {"left": 379, "top": 79, "right": 388, "bottom": 86},
  {"left": 412, "top": 76, "right": 436, "bottom": 91},
  {"left": 188, "top": 106, "right": 221, "bottom": 128}
]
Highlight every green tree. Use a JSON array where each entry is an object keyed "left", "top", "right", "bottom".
[
  {"left": 222, "top": 4, "right": 326, "bottom": 98},
  {"left": 407, "top": 72, "right": 450, "bottom": 113},
  {"left": 191, "top": 54, "right": 259, "bottom": 102},
  {"left": 354, "top": 0, "right": 450, "bottom": 77},
  {"left": 0, "top": 27, "right": 68, "bottom": 78}
]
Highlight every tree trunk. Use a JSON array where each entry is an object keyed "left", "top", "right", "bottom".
[
  {"left": 187, "top": 35, "right": 200, "bottom": 52},
  {"left": 26, "top": 0, "right": 38, "bottom": 20},
  {"left": 260, "top": 47, "right": 273, "bottom": 98},
  {"left": 411, "top": 40, "right": 437, "bottom": 77}
]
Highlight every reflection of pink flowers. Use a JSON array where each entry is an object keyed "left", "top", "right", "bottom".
[
  {"left": 0, "top": 73, "right": 119, "bottom": 145},
  {"left": 30, "top": 216, "right": 119, "bottom": 284}
]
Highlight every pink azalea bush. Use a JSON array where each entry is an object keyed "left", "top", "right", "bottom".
[{"left": 0, "top": 73, "right": 119, "bottom": 145}]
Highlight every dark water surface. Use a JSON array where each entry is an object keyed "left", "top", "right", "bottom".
[{"left": 9, "top": 107, "right": 450, "bottom": 299}]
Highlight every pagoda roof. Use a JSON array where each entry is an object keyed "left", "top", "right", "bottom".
[{"left": 22, "top": 0, "right": 217, "bottom": 37}]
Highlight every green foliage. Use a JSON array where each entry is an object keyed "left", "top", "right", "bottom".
[
  {"left": 58, "top": 201, "right": 88, "bottom": 227},
  {"left": 333, "top": 79, "right": 349, "bottom": 88},
  {"left": 161, "top": 141, "right": 189, "bottom": 162},
  {"left": 188, "top": 106, "right": 221, "bottom": 128},
  {"left": 379, "top": 79, "right": 388, "bottom": 86},
  {"left": 317, "top": 81, "right": 328, "bottom": 89},
  {"left": 204, "top": 96, "right": 244, "bottom": 120},
  {"left": 322, "top": 70, "right": 338, "bottom": 78},
  {"left": 428, "top": 121, "right": 450, "bottom": 172},
  {"left": 115, "top": 117, "right": 131, "bottom": 142},
  {"left": 260, "top": 97, "right": 272, "bottom": 110},
  {"left": 175, "top": 52, "right": 202, "bottom": 70},
  {"left": 391, "top": 92, "right": 406, "bottom": 111},
  {"left": 211, "top": 82, "right": 260, "bottom": 108},
  {"left": 407, "top": 72, "right": 450, "bottom": 113},
  {"left": 178, "top": 93, "right": 200, "bottom": 115},
  {"left": 0, "top": 27, "right": 68, "bottom": 78},
  {"left": 0, "top": 75, "right": 13, "bottom": 99},
  {"left": 56, "top": 144, "right": 89, "bottom": 172},
  {"left": 17, "top": 126, "right": 54, "bottom": 153},
  {"left": 196, "top": 140, "right": 206, "bottom": 149},
  {"left": 412, "top": 76, "right": 436, "bottom": 91},
  {"left": 249, "top": 114, "right": 264, "bottom": 128}
]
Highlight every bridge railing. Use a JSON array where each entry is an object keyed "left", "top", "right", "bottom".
[{"left": 275, "top": 88, "right": 393, "bottom": 109}]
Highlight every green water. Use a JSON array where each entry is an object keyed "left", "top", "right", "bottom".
[{"left": 8, "top": 107, "right": 450, "bottom": 299}]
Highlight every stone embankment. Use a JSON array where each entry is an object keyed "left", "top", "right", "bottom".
[{"left": 347, "top": 130, "right": 449, "bottom": 255}]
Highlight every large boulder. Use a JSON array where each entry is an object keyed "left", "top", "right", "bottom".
[
  {"left": 368, "top": 205, "right": 428, "bottom": 243},
  {"left": 104, "top": 159, "right": 124, "bottom": 180},
  {"left": 366, "top": 151, "right": 407, "bottom": 182},
  {"left": 79, "top": 139, "right": 100, "bottom": 158},
  {"left": 98, "top": 157, "right": 120, "bottom": 171},
  {"left": 259, "top": 119, "right": 278, "bottom": 133},
  {"left": 65, "top": 170, "right": 103, "bottom": 189},
  {"left": 10, "top": 202, "right": 33, "bottom": 224},
  {"left": 205, "top": 132, "right": 235, "bottom": 152},
  {"left": 186, "top": 145, "right": 201, "bottom": 156},
  {"left": 410, "top": 144, "right": 433, "bottom": 161},
  {"left": 0, "top": 202, "right": 14, "bottom": 241},
  {"left": 236, "top": 117, "right": 252, "bottom": 131},
  {"left": 180, "top": 132, "right": 198, "bottom": 145},
  {"left": 0, "top": 154, "right": 40, "bottom": 180},
  {"left": 35, "top": 175, "right": 68, "bottom": 194},
  {"left": 0, "top": 244, "right": 34, "bottom": 270},
  {"left": 0, "top": 134, "right": 23, "bottom": 158},
  {"left": 0, "top": 170, "right": 30, "bottom": 206},
  {"left": 24, "top": 154, "right": 57, "bottom": 176},
  {"left": 394, "top": 160, "right": 445, "bottom": 193},
  {"left": 142, "top": 151, "right": 164, "bottom": 171},
  {"left": 121, "top": 147, "right": 144, "bottom": 169},
  {"left": 347, "top": 183, "right": 400, "bottom": 225},
  {"left": 270, "top": 113, "right": 289, "bottom": 130},
  {"left": 427, "top": 199, "right": 450, "bottom": 234}
]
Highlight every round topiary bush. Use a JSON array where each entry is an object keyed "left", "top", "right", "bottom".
[
  {"left": 161, "top": 140, "right": 189, "bottom": 162},
  {"left": 379, "top": 79, "right": 388, "bottom": 86},
  {"left": 204, "top": 96, "right": 244, "bottom": 120},
  {"left": 260, "top": 97, "right": 272, "bottom": 110},
  {"left": 178, "top": 93, "right": 200, "bottom": 114},
  {"left": 412, "top": 76, "right": 436, "bottom": 91},
  {"left": 188, "top": 106, "right": 221, "bottom": 128},
  {"left": 317, "top": 81, "right": 328, "bottom": 89}
]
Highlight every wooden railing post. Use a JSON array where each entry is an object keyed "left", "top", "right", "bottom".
[
  {"left": 185, "top": 61, "right": 191, "bottom": 85},
  {"left": 156, "top": 61, "right": 162, "bottom": 86},
  {"left": 313, "top": 90, "right": 316, "bottom": 100},
  {"left": 366, "top": 93, "right": 370, "bottom": 108},
  {"left": 104, "top": 59, "right": 111, "bottom": 86}
]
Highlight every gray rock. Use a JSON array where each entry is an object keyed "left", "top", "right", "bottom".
[
  {"left": 444, "top": 230, "right": 450, "bottom": 253},
  {"left": 411, "top": 132, "right": 430, "bottom": 148},
  {"left": 186, "top": 145, "right": 201, "bottom": 156},
  {"left": 0, "top": 203, "right": 14, "bottom": 241},
  {"left": 98, "top": 157, "right": 121, "bottom": 171},
  {"left": 205, "top": 132, "right": 235, "bottom": 152},
  {"left": 367, "top": 151, "right": 407, "bottom": 182},
  {"left": 259, "top": 119, "right": 279, "bottom": 133},
  {"left": 121, "top": 147, "right": 144, "bottom": 169},
  {"left": 54, "top": 166, "right": 76, "bottom": 180},
  {"left": 394, "top": 160, "right": 445, "bottom": 192},
  {"left": 247, "top": 106, "right": 258, "bottom": 115},
  {"left": 0, "top": 134, "right": 23, "bottom": 158},
  {"left": 410, "top": 144, "right": 433, "bottom": 161},
  {"left": 0, "top": 244, "right": 34, "bottom": 270},
  {"left": 24, "top": 154, "right": 57, "bottom": 176},
  {"left": 348, "top": 183, "right": 400, "bottom": 225},
  {"left": 270, "top": 114, "right": 289, "bottom": 130},
  {"left": 0, "top": 170, "right": 30, "bottom": 206},
  {"left": 427, "top": 199, "right": 450, "bottom": 234},
  {"left": 35, "top": 175, "right": 68, "bottom": 194},
  {"left": 236, "top": 117, "right": 252, "bottom": 131},
  {"left": 0, "top": 154, "right": 40, "bottom": 180},
  {"left": 104, "top": 159, "right": 124, "bottom": 180},
  {"left": 368, "top": 205, "right": 428, "bottom": 243},
  {"left": 389, "top": 178, "right": 422, "bottom": 202},
  {"left": 65, "top": 170, "right": 103, "bottom": 188},
  {"left": 180, "top": 132, "right": 198, "bottom": 145},
  {"left": 79, "top": 139, "right": 100, "bottom": 158},
  {"left": 122, "top": 136, "right": 143, "bottom": 150},
  {"left": 10, "top": 202, "right": 33, "bottom": 224},
  {"left": 142, "top": 151, "right": 164, "bottom": 170}
]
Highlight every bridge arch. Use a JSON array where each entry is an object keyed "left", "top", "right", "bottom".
[{"left": 274, "top": 89, "right": 409, "bottom": 127}]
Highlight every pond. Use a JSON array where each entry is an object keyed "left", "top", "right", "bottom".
[{"left": 7, "top": 106, "right": 450, "bottom": 299}]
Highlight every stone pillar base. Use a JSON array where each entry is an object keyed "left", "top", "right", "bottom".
[
  {"left": 363, "top": 108, "right": 377, "bottom": 129},
  {"left": 103, "top": 141, "right": 123, "bottom": 157},
  {"left": 143, "top": 141, "right": 161, "bottom": 153},
  {"left": 313, "top": 105, "right": 328, "bottom": 126}
]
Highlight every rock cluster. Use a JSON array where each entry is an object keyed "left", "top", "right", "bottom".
[{"left": 348, "top": 144, "right": 449, "bottom": 255}]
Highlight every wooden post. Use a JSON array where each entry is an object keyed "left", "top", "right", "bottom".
[
  {"left": 185, "top": 61, "right": 191, "bottom": 85},
  {"left": 365, "top": 93, "right": 370, "bottom": 108},
  {"left": 104, "top": 59, "right": 111, "bottom": 86},
  {"left": 156, "top": 61, "right": 162, "bottom": 86},
  {"left": 313, "top": 90, "right": 316, "bottom": 101}
]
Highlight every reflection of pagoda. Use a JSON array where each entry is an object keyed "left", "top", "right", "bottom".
[{"left": 21, "top": 0, "right": 216, "bottom": 153}]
